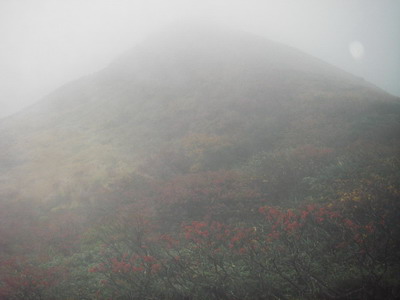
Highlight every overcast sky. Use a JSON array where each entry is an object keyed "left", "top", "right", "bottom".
[{"left": 0, "top": 0, "right": 399, "bottom": 118}]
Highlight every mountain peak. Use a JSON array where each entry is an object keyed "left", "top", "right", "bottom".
[
  {"left": 107, "top": 25, "right": 372, "bottom": 92},
  {"left": 0, "top": 26, "right": 398, "bottom": 201}
]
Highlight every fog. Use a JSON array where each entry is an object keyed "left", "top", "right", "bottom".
[
  {"left": 0, "top": 0, "right": 399, "bottom": 118},
  {"left": 1, "top": 2, "right": 400, "bottom": 297}
]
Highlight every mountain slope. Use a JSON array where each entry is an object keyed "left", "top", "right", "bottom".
[
  {"left": 1, "top": 26, "right": 400, "bottom": 300},
  {"left": 0, "top": 27, "right": 398, "bottom": 202}
]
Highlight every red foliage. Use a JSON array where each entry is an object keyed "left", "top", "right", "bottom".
[{"left": 0, "top": 256, "right": 65, "bottom": 299}]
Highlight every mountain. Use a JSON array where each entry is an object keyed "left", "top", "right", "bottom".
[
  {"left": 1, "top": 26, "right": 400, "bottom": 299},
  {"left": 0, "top": 26, "right": 398, "bottom": 203}
]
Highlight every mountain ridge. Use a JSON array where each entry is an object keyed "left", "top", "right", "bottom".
[{"left": 0, "top": 26, "right": 399, "bottom": 202}]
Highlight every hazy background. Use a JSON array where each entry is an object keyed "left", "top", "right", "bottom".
[{"left": 0, "top": 0, "right": 399, "bottom": 118}]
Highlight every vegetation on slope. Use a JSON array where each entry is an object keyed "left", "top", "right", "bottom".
[{"left": 0, "top": 28, "right": 399, "bottom": 299}]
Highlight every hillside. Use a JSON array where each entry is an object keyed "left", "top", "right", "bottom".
[
  {"left": 0, "top": 27, "right": 399, "bottom": 299},
  {"left": 0, "top": 27, "right": 398, "bottom": 202}
]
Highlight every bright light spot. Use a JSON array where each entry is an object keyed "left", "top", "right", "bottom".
[{"left": 349, "top": 41, "right": 365, "bottom": 60}]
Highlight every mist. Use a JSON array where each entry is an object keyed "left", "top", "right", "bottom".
[
  {"left": 1, "top": 1, "right": 400, "bottom": 298},
  {"left": 0, "top": 0, "right": 399, "bottom": 118}
]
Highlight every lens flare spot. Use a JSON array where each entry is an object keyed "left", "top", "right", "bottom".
[{"left": 349, "top": 41, "right": 365, "bottom": 60}]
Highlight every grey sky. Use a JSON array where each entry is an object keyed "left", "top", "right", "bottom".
[{"left": 0, "top": 0, "right": 399, "bottom": 118}]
